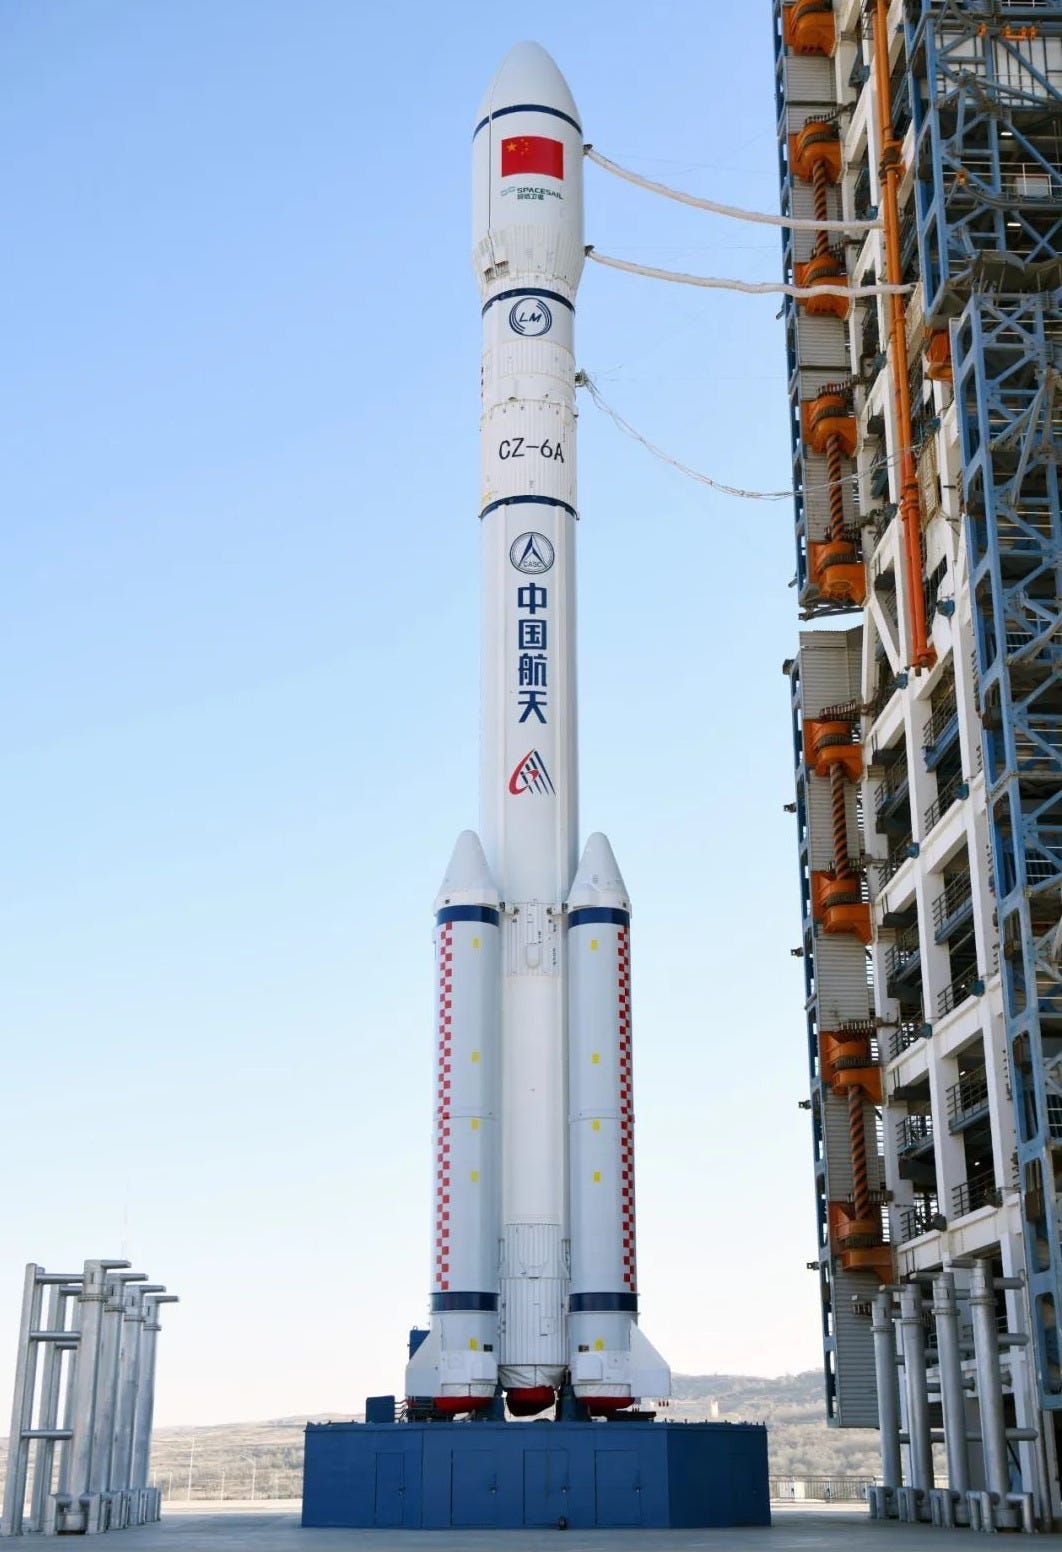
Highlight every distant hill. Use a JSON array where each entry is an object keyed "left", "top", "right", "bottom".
[
  {"left": 1, "top": 1371, "right": 882, "bottom": 1503},
  {"left": 667, "top": 1372, "right": 880, "bottom": 1480}
]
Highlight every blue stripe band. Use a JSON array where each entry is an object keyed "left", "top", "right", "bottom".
[
  {"left": 569, "top": 1292, "right": 639, "bottom": 1314},
  {"left": 430, "top": 1292, "right": 498, "bottom": 1313},
  {"left": 482, "top": 287, "right": 574, "bottom": 318},
  {"left": 479, "top": 495, "right": 578, "bottom": 522},
  {"left": 473, "top": 104, "right": 582, "bottom": 138},
  {"left": 569, "top": 907, "right": 630, "bottom": 929},
  {"left": 436, "top": 905, "right": 500, "bottom": 927}
]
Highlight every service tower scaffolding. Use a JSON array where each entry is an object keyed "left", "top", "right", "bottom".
[{"left": 776, "top": 0, "right": 1062, "bottom": 1529}]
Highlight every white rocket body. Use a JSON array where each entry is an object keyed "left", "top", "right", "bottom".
[{"left": 405, "top": 42, "right": 669, "bottom": 1418}]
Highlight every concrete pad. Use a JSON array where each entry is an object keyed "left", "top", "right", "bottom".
[{"left": 113, "top": 1504, "right": 1062, "bottom": 1550}]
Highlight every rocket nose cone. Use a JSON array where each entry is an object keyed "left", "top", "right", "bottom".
[
  {"left": 567, "top": 832, "right": 630, "bottom": 911},
  {"left": 435, "top": 829, "right": 500, "bottom": 911},
  {"left": 476, "top": 40, "right": 581, "bottom": 129}
]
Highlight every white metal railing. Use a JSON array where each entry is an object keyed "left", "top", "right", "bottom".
[{"left": 770, "top": 1477, "right": 874, "bottom": 1503}]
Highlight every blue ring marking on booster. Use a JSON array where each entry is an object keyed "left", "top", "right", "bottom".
[
  {"left": 436, "top": 905, "right": 501, "bottom": 927},
  {"left": 482, "top": 287, "right": 574, "bottom": 318},
  {"left": 568, "top": 906, "right": 630, "bottom": 929},
  {"left": 430, "top": 1292, "right": 499, "bottom": 1313},
  {"left": 473, "top": 103, "right": 582, "bottom": 138},
  {"left": 479, "top": 495, "right": 578, "bottom": 522},
  {"left": 569, "top": 1292, "right": 639, "bottom": 1313}
]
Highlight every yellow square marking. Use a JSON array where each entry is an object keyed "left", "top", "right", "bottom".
[
  {"left": 594, "top": 1339, "right": 605, "bottom": 1352},
  {"left": 590, "top": 938, "right": 599, "bottom": 951},
  {"left": 472, "top": 935, "right": 481, "bottom": 949},
  {"left": 470, "top": 1118, "right": 480, "bottom": 1131},
  {"left": 591, "top": 1053, "right": 600, "bottom": 1065},
  {"left": 592, "top": 1170, "right": 601, "bottom": 1183},
  {"left": 471, "top": 1050, "right": 481, "bottom": 1063},
  {"left": 469, "top": 1338, "right": 479, "bottom": 1351},
  {"left": 592, "top": 1119, "right": 601, "bottom": 1131},
  {"left": 470, "top": 1170, "right": 480, "bottom": 1182}
]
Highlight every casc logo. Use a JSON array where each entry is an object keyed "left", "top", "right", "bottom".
[{"left": 509, "top": 750, "right": 555, "bottom": 796}]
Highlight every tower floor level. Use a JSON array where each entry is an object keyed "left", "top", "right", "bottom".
[{"left": 403, "top": 41, "right": 668, "bottom": 1421}]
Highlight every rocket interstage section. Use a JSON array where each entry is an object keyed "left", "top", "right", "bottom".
[{"left": 405, "top": 40, "right": 670, "bottom": 1420}]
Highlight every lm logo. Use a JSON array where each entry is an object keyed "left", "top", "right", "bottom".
[
  {"left": 509, "top": 298, "right": 553, "bottom": 337},
  {"left": 509, "top": 750, "right": 555, "bottom": 796}
]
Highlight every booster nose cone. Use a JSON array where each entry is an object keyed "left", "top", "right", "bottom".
[
  {"left": 435, "top": 830, "right": 500, "bottom": 912},
  {"left": 475, "top": 41, "right": 581, "bottom": 131},
  {"left": 567, "top": 832, "right": 630, "bottom": 911}
]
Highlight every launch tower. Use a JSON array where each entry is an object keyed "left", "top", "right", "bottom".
[{"left": 778, "top": 0, "right": 1062, "bottom": 1527}]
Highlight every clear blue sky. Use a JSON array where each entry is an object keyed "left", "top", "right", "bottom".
[{"left": 3, "top": 1, "right": 822, "bottom": 1425}]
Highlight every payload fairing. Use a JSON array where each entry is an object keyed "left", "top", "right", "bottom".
[{"left": 404, "top": 41, "right": 670, "bottom": 1419}]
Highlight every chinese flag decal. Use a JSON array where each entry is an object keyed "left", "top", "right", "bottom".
[{"left": 501, "top": 135, "right": 564, "bottom": 179}]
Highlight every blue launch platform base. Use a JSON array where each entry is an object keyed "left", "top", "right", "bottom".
[{"left": 302, "top": 1418, "right": 770, "bottom": 1529}]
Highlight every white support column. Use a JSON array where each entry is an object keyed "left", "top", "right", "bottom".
[
  {"left": 1001, "top": 1239, "right": 1050, "bottom": 1527},
  {"left": 970, "top": 1260, "right": 1010, "bottom": 1507},
  {"left": 56, "top": 1283, "right": 85, "bottom": 1502},
  {"left": 933, "top": 1270, "right": 970, "bottom": 1496},
  {"left": 131, "top": 1293, "right": 178, "bottom": 1521},
  {"left": 60, "top": 1259, "right": 129, "bottom": 1534},
  {"left": 30, "top": 1280, "right": 80, "bottom": 1532},
  {"left": 1, "top": 1264, "right": 45, "bottom": 1536},
  {"left": 899, "top": 1284, "right": 934, "bottom": 1495},
  {"left": 88, "top": 1275, "right": 125, "bottom": 1508},
  {"left": 872, "top": 1290, "right": 902, "bottom": 1496},
  {"left": 111, "top": 1284, "right": 157, "bottom": 1501}
]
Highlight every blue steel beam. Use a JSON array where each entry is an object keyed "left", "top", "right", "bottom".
[
  {"left": 956, "top": 294, "right": 1062, "bottom": 1404},
  {"left": 907, "top": 2, "right": 1062, "bottom": 324},
  {"left": 907, "top": 0, "right": 1062, "bottom": 1409}
]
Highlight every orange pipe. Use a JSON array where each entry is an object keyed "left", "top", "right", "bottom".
[
  {"left": 848, "top": 1083, "right": 872, "bottom": 1222},
  {"left": 873, "top": 0, "right": 935, "bottom": 672},
  {"left": 825, "top": 434, "right": 845, "bottom": 544},
  {"left": 830, "top": 761, "right": 853, "bottom": 879},
  {"left": 811, "top": 158, "right": 830, "bottom": 258}
]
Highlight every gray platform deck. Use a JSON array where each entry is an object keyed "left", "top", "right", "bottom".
[{"left": 115, "top": 1503, "right": 1062, "bottom": 1549}]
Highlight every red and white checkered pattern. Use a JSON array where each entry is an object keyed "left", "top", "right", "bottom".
[
  {"left": 617, "top": 925, "right": 636, "bottom": 1292},
  {"left": 433, "top": 924, "right": 453, "bottom": 1292}
]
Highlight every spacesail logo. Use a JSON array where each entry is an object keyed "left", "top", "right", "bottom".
[{"left": 508, "top": 750, "right": 555, "bottom": 796}]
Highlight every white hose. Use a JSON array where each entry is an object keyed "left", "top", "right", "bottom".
[
  {"left": 587, "top": 248, "right": 911, "bottom": 301},
  {"left": 585, "top": 145, "right": 881, "bottom": 235}
]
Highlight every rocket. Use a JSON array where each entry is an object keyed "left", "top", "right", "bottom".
[{"left": 405, "top": 41, "right": 670, "bottom": 1419}]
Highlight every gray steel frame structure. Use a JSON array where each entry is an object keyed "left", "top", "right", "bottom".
[
  {"left": 777, "top": 0, "right": 1062, "bottom": 1528},
  {"left": 2, "top": 1260, "right": 178, "bottom": 1537},
  {"left": 906, "top": 0, "right": 1062, "bottom": 1412}
]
